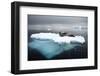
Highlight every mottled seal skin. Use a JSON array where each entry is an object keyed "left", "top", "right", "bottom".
[
  {"left": 59, "top": 32, "right": 75, "bottom": 37},
  {"left": 59, "top": 32, "right": 67, "bottom": 37}
]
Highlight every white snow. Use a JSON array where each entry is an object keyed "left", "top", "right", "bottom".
[{"left": 30, "top": 33, "right": 85, "bottom": 44}]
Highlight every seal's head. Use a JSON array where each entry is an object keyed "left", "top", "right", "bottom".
[
  {"left": 59, "top": 32, "right": 67, "bottom": 37},
  {"left": 59, "top": 32, "right": 75, "bottom": 37}
]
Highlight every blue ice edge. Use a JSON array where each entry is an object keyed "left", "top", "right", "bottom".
[{"left": 28, "top": 38, "right": 82, "bottom": 59}]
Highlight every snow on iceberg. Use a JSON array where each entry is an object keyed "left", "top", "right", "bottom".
[{"left": 30, "top": 33, "right": 85, "bottom": 44}]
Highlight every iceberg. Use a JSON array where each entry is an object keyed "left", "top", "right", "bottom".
[
  {"left": 29, "top": 33, "right": 85, "bottom": 59},
  {"left": 30, "top": 33, "right": 85, "bottom": 44}
]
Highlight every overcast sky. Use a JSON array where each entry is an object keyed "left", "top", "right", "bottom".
[{"left": 28, "top": 15, "right": 88, "bottom": 34}]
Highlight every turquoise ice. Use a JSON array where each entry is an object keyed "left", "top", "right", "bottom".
[{"left": 28, "top": 39, "right": 81, "bottom": 59}]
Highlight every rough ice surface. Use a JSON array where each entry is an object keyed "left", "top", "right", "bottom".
[
  {"left": 29, "top": 33, "right": 85, "bottom": 59},
  {"left": 31, "top": 33, "right": 85, "bottom": 44}
]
